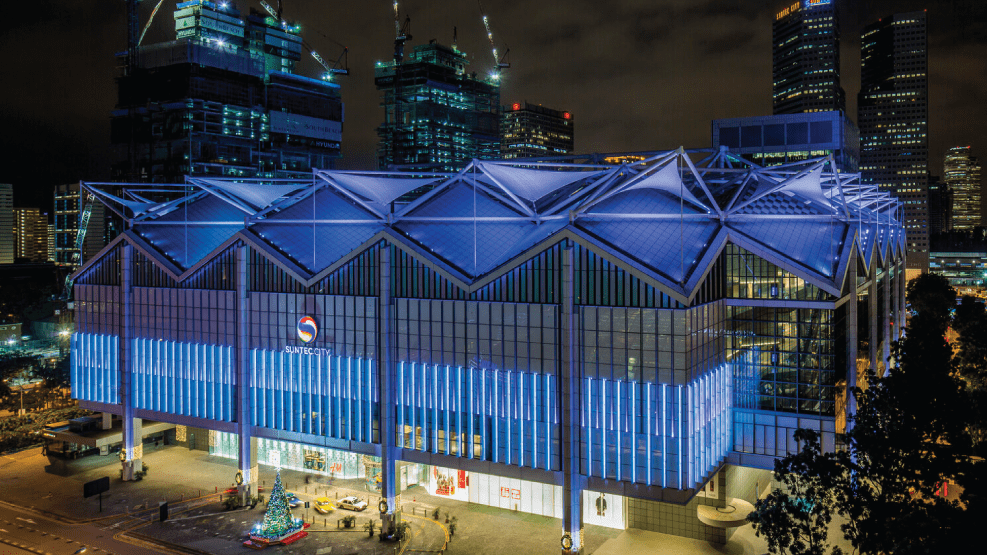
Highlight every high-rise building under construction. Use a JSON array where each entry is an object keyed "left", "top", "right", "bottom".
[
  {"left": 111, "top": 0, "right": 344, "bottom": 182},
  {"left": 375, "top": 42, "right": 500, "bottom": 171}
]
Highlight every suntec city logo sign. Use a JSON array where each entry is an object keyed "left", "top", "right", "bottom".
[
  {"left": 285, "top": 316, "right": 333, "bottom": 356},
  {"left": 297, "top": 316, "right": 318, "bottom": 343}
]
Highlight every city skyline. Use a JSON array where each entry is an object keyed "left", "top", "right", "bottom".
[{"left": 1, "top": 1, "right": 984, "bottom": 210}]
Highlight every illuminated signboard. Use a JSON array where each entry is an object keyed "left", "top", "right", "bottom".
[{"left": 776, "top": 1, "right": 799, "bottom": 20}]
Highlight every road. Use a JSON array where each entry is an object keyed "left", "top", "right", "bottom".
[{"left": 0, "top": 500, "right": 193, "bottom": 555}]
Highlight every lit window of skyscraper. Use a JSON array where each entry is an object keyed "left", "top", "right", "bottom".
[
  {"left": 858, "top": 11, "right": 929, "bottom": 272},
  {"left": 772, "top": 0, "right": 846, "bottom": 115},
  {"left": 944, "top": 146, "right": 983, "bottom": 231}
]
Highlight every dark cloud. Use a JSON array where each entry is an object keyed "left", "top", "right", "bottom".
[{"left": 1, "top": 0, "right": 984, "bottom": 209}]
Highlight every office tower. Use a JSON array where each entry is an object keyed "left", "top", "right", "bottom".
[
  {"left": 54, "top": 183, "right": 107, "bottom": 267},
  {"left": 712, "top": 110, "right": 859, "bottom": 171},
  {"left": 944, "top": 146, "right": 982, "bottom": 230},
  {"left": 858, "top": 11, "right": 929, "bottom": 272},
  {"left": 13, "top": 208, "right": 48, "bottom": 262},
  {"left": 47, "top": 224, "right": 54, "bottom": 262},
  {"left": 376, "top": 42, "right": 500, "bottom": 171},
  {"left": 772, "top": 0, "right": 845, "bottom": 114},
  {"left": 501, "top": 102, "right": 574, "bottom": 159},
  {"left": 111, "top": 0, "right": 343, "bottom": 182},
  {"left": 927, "top": 175, "right": 953, "bottom": 235},
  {"left": 0, "top": 184, "right": 12, "bottom": 264},
  {"left": 78, "top": 150, "right": 905, "bottom": 547}
]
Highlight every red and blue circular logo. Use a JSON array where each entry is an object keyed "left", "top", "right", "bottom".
[{"left": 297, "top": 316, "right": 318, "bottom": 344}]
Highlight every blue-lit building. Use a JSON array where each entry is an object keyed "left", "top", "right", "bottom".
[
  {"left": 712, "top": 111, "right": 859, "bottom": 172},
  {"left": 71, "top": 150, "right": 905, "bottom": 549}
]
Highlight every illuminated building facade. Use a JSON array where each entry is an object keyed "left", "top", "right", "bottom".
[
  {"left": 111, "top": 0, "right": 343, "bottom": 182},
  {"left": 72, "top": 151, "right": 904, "bottom": 549},
  {"left": 13, "top": 208, "right": 49, "bottom": 263},
  {"left": 944, "top": 146, "right": 983, "bottom": 230},
  {"left": 375, "top": 42, "right": 501, "bottom": 172},
  {"left": 772, "top": 0, "right": 845, "bottom": 115},
  {"left": 501, "top": 102, "right": 574, "bottom": 159},
  {"left": 858, "top": 11, "right": 929, "bottom": 272},
  {"left": 712, "top": 111, "right": 859, "bottom": 171},
  {"left": 0, "top": 184, "right": 12, "bottom": 264}
]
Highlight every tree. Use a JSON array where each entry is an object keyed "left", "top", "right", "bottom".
[
  {"left": 250, "top": 469, "right": 303, "bottom": 540},
  {"left": 750, "top": 273, "right": 983, "bottom": 554},
  {"left": 749, "top": 429, "right": 843, "bottom": 555}
]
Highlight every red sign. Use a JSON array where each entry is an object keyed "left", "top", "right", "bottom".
[
  {"left": 563, "top": 112, "right": 571, "bottom": 120},
  {"left": 501, "top": 487, "right": 510, "bottom": 498},
  {"left": 512, "top": 103, "right": 520, "bottom": 111},
  {"left": 511, "top": 488, "right": 521, "bottom": 500},
  {"left": 458, "top": 470, "right": 467, "bottom": 489}
]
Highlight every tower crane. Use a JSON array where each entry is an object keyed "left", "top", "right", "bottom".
[
  {"left": 477, "top": 1, "right": 510, "bottom": 76},
  {"left": 138, "top": 0, "right": 166, "bottom": 46},
  {"left": 259, "top": 1, "right": 349, "bottom": 80},
  {"left": 61, "top": 190, "right": 96, "bottom": 301},
  {"left": 392, "top": 1, "right": 412, "bottom": 63}
]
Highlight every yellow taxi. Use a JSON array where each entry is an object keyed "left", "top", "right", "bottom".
[{"left": 314, "top": 497, "right": 335, "bottom": 514}]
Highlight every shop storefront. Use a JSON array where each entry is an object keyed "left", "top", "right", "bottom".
[
  {"left": 582, "top": 490, "right": 626, "bottom": 529},
  {"left": 209, "top": 431, "right": 368, "bottom": 480}
]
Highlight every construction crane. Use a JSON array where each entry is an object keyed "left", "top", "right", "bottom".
[
  {"left": 392, "top": 1, "right": 412, "bottom": 63},
  {"left": 477, "top": 0, "right": 510, "bottom": 76},
  {"left": 259, "top": 1, "right": 349, "bottom": 80},
  {"left": 61, "top": 191, "right": 96, "bottom": 301},
  {"left": 138, "top": 0, "right": 166, "bottom": 46}
]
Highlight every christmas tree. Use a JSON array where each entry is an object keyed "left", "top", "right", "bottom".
[{"left": 251, "top": 469, "right": 303, "bottom": 541}]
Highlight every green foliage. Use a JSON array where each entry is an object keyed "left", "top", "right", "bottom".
[
  {"left": 342, "top": 515, "right": 356, "bottom": 528},
  {"left": 750, "top": 274, "right": 984, "bottom": 554},
  {"left": 905, "top": 272, "right": 955, "bottom": 332},
  {"left": 364, "top": 519, "right": 376, "bottom": 536},
  {"left": 749, "top": 429, "right": 843, "bottom": 555}
]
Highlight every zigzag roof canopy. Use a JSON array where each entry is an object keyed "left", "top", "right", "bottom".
[{"left": 81, "top": 149, "right": 905, "bottom": 299}]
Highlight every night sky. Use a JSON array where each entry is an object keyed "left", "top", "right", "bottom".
[{"left": 1, "top": 0, "right": 984, "bottom": 210}]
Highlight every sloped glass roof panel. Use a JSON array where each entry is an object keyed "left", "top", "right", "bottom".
[
  {"left": 478, "top": 162, "right": 605, "bottom": 202},
  {"left": 622, "top": 162, "right": 708, "bottom": 210},
  {"left": 202, "top": 180, "right": 310, "bottom": 211},
  {"left": 587, "top": 187, "right": 707, "bottom": 216},
  {"left": 777, "top": 166, "right": 830, "bottom": 208},
  {"left": 252, "top": 222, "right": 383, "bottom": 274},
  {"left": 406, "top": 182, "right": 525, "bottom": 219},
  {"left": 329, "top": 173, "right": 444, "bottom": 206},
  {"left": 577, "top": 219, "right": 719, "bottom": 283},
  {"left": 152, "top": 194, "right": 247, "bottom": 223},
  {"left": 134, "top": 223, "right": 240, "bottom": 271},
  {"left": 397, "top": 220, "right": 560, "bottom": 278},
  {"left": 856, "top": 222, "right": 879, "bottom": 267},
  {"left": 729, "top": 220, "right": 849, "bottom": 278},
  {"left": 265, "top": 186, "right": 380, "bottom": 222},
  {"left": 738, "top": 191, "right": 831, "bottom": 216}
]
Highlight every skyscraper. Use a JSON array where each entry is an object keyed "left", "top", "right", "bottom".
[
  {"left": 375, "top": 42, "right": 501, "bottom": 171},
  {"left": 926, "top": 175, "right": 953, "bottom": 235},
  {"left": 13, "top": 208, "right": 48, "bottom": 262},
  {"left": 501, "top": 102, "right": 574, "bottom": 159},
  {"left": 111, "top": 0, "right": 344, "bottom": 182},
  {"left": 772, "top": 0, "right": 845, "bottom": 114},
  {"left": 858, "top": 11, "right": 929, "bottom": 272},
  {"left": 0, "top": 184, "right": 12, "bottom": 264},
  {"left": 944, "top": 146, "right": 982, "bottom": 230}
]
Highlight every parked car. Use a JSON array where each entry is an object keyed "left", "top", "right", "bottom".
[
  {"left": 337, "top": 496, "right": 368, "bottom": 511},
  {"left": 314, "top": 497, "right": 335, "bottom": 514}
]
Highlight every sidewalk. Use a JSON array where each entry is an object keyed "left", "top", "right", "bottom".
[{"left": 0, "top": 445, "right": 772, "bottom": 554}]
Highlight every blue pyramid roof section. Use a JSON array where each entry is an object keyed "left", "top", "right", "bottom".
[
  {"left": 479, "top": 162, "right": 605, "bottom": 203},
  {"left": 857, "top": 222, "right": 879, "bottom": 267},
  {"left": 408, "top": 182, "right": 525, "bottom": 219},
  {"left": 152, "top": 194, "right": 247, "bottom": 223},
  {"left": 588, "top": 187, "right": 707, "bottom": 216},
  {"left": 133, "top": 195, "right": 244, "bottom": 270},
  {"left": 328, "top": 173, "right": 442, "bottom": 208},
  {"left": 201, "top": 180, "right": 309, "bottom": 211},
  {"left": 397, "top": 219, "right": 566, "bottom": 278},
  {"left": 578, "top": 219, "right": 718, "bottom": 283},
  {"left": 252, "top": 187, "right": 383, "bottom": 273},
  {"left": 266, "top": 186, "right": 381, "bottom": 222},
  {"left": 729, "top": 220, "right": 847, "bottom": 278}
]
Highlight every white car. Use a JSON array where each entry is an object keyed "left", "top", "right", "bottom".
[{"left": 337, "top": 496, "right": 368, "bottom": 511}]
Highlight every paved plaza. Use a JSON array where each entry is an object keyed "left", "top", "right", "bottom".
[{"left": 1, "top": 444, "right": 771, "bottom": 554}]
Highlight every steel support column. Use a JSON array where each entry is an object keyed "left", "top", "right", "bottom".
[
  {"left": 561, "top": 245, "right": 583, "bottom": 553},
  {"left": 236, "top": 244, "right": 258, "bottom": 500},
  {"left": 378, "top": 245, "right": 400, "bottom": 531},
  {"left": 120, "top": 243, "right": 142, "bottom": 479}
]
